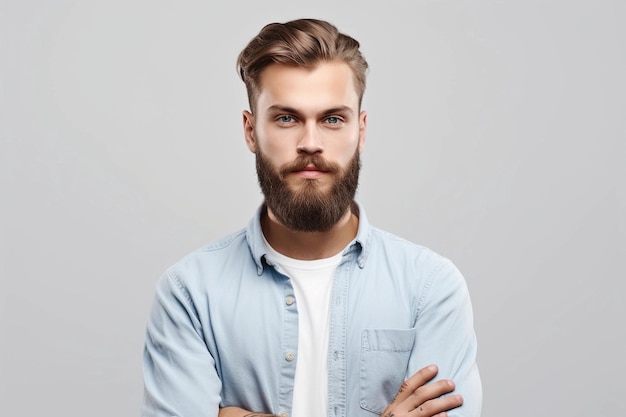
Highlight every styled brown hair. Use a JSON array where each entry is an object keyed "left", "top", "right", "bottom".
[{"left": 237, "top": 18, "right": 368, "bottom": 112}]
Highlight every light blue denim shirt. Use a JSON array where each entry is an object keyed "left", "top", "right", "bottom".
[{"left": 142, "top": 203, "right": 482, "bottom": 417}]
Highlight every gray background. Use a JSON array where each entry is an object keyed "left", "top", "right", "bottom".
[{"left": 2, "top": 0, "right": 624, "bottom": 416}]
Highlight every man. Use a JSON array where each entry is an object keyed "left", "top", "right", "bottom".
[{"left": 142, "top": 18, "right": 481, "bottom": 417}]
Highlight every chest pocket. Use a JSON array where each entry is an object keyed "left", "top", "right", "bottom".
[{"left": 359, "top": 328, "right": 416, "bottom": 414}]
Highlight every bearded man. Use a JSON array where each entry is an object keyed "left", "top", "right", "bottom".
[{"left": 142, "top": 18, "right": 482, "bottom": 417}]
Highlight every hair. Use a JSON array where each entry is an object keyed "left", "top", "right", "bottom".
[{"left": 237, "top": 18, "right": 368, "bottom": 112}]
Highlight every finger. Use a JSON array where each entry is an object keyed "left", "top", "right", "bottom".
[
  {"left": 413, "top": 394, "right": 463, "bottom": 417},
  {"left": 394, "top": 365, "right": 439, "bottom": 404},
  {"left": 380, "top": 365, "right": 440, "bottom": 416},
  {"left": 404, "top": 380, "right": 457, "bottom": 412}
]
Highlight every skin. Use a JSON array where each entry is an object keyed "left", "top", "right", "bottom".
[
  {"left": 221, "top": 62, "right": 463, "bottom": 416},
  {"left": 243, "top": 61, "right": 366, "bottom": 260},
  {"left": 379, "top": 365, "right": 463, "bottom": 417}
]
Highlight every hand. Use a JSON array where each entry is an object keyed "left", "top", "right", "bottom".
[
  {"left": 380, "top": 365, "right": 463, "bottom": 417},
  {"left": 219, "top": 406, "right": 277, "bottom": 417}
]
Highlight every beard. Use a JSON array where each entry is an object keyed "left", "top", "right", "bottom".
[{"left": 256, "top": 148, "right": 361, "bottom": 232}]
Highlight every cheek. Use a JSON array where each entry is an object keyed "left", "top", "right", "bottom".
[
  {"left": 255, "top": 127, "right": 295, "bottom": 162},
  {"left": 263, "top": 140, "right": 292, "bottom": 160},
  {"left": 332, "top": 133, "right": 361, "bottom": 163}
]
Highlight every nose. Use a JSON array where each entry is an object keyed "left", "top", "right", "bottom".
[{"left": 296, "top": 122, "right": 323, "bottom": 154}]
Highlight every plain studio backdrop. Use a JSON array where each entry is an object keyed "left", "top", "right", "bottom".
[{"left": 1, "top": 1, "right": 624, "bottom": 416}]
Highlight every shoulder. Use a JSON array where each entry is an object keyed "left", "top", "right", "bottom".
[
  {"left": 369, "top": 227, "right": 453, "bottom": 270},
  {"left": 366, "top": 227, "right": 465, "bottom": 294},
  {"left": 180, "top": 228, "right": 247, "bottom": 264},
  {"left": 160, "top": 228, "right": 251, "bottom": 290}
]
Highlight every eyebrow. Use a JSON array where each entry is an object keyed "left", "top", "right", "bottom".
[{"left": 266, "top": 105, "right": 355, "bottom": 116}]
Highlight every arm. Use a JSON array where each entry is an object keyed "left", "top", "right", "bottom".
[
  {"left": 406, "top": 258, "right": 482, "bottom": 417},
  {"left": 142, "top": 271, "right": 222, "bottom": 417},
  {"left": 219, "top": 365, "right": 461, "bottom": 417},
  {"left": 219, "top": 409, "right": 278, "bottom": 417}
]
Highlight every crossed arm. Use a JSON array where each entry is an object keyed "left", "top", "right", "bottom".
[
  {"left": 218, "top": 365, "right": 463, "bottom": 417},
  {"left": 143, "top": 250, "right": 480, "bottom": 416}
]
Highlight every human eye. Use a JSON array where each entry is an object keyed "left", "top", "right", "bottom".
[
  {"left": 276, "top": 115, "right": 296, "bottom": 124},
  {"left": 323, "top": 115, "right": 345, "bottom": 127}
]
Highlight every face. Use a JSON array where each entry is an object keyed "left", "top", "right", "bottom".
[{"left": 243, "top": 61, "right": 367, "bottom": 232}]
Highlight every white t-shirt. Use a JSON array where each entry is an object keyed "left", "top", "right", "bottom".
[{"left": 263, "top": 239, "right": 342, "bottom": 417}]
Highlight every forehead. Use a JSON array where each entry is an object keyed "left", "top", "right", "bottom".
[{"left": 255, "top": 62, "right": 359, "bottom": 113}]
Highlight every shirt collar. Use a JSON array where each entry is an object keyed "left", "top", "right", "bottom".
[{"left": 246, "top": 201, "right": 372, "bottom": 275}]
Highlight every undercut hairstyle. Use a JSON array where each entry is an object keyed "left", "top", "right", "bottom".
[{"left": 237, "top": 18, "right": 369, "bottom": 113}]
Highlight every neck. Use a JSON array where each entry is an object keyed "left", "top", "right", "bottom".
[{"left": 261, "top": 204, "right": 359, "bottom": 260}]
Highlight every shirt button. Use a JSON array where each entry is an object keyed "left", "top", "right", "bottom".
[
  {"left": 285, "top": 352, "right": 295, "bottom": 362},
  {"left": 285, "top": 296, "right": 295, "bottom": 306},
  {"left": 280, "top": 413, "right": 288, "bottom": 417}
]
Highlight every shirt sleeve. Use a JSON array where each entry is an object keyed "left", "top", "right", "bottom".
[
  {"left": 142, "top": 269, "right": 222, "bottom": 417},
  {"left": 409, "top": 257, "right": 482, "bottom": 417}
]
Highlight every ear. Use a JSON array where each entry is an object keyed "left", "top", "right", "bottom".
[
  {"left": 358, "top": 110, "right": 367, "bottom": 153},
  {"left": 243, "top": 110, "right": 256, "bottom": 153},
  {"left": 242, "top": 110, "right": 256, "bottom": 153}
]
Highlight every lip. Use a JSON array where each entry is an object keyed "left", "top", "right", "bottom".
[{"left": 292, "top": 164, "right": 327, "bottom": 179}]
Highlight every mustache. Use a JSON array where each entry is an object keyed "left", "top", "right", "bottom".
[{"left": 279, "top": 155, "right": 340, "bottom": 177}]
